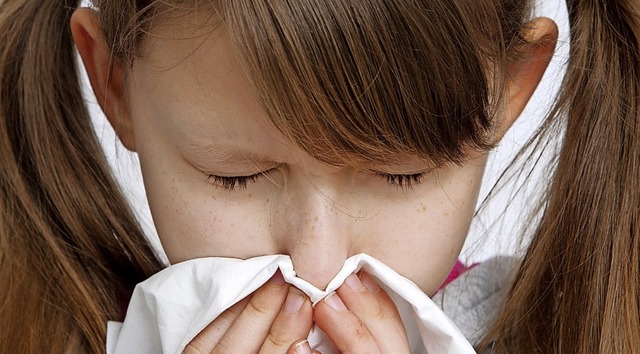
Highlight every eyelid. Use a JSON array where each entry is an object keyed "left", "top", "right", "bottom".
[
  {"left": 205, "top": 171, "right": 266, "bottom": 191},
  {"left": 370, "top": 167, "right": 435, "bottom": 190},
  {"left": 183, "top": 151, "right": 280, "bottom": 177},
  {"left": 204, "top": 165, "right": 282, "bottom": 191},
  {"left": 205, "top": 166, "right": 434, "bottom": 191},
  {"left": 202, "top": 164, "right": 280, "bottom": 177},
  {"left": 367, "top": 166, "right": 434, "bottom": 175}
]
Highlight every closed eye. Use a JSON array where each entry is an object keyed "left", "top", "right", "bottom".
[
  {"left": 205, "top": 172, "right": 266, "bottom": 191},
  {"left": 205, "top": 170, "right": 429, "bottom": 191},
  {"left": 375, "top": 172, "right": 426, "bottom": 190}
]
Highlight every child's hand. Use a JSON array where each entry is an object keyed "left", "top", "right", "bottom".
[
  {"left": 313, "top": 271, "right": 410, "bottom": 353},
  {"left": 184, "top": 271, "right": 408, "bottom": 353},
  {"left": 184, "top": 270, "right": 314, "bottom": 353}
]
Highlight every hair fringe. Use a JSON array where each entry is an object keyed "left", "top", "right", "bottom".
[{"left": 220, "top": 0, "right": 518, "bottom": 168}]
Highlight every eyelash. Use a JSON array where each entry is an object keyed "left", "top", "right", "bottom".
[
  {"left": 205, "top": 171, "right": 427, "bottom": 191},
  {"left": 205, "top": 173, "right": 264, "bottom": 191},
  {"left": 376, "top": 172, "right": 425, "bottom": 189}
]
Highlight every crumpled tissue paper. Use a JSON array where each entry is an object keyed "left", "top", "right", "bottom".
[{"left": 106, "top": 254, "right": 475, "bottom": 353}]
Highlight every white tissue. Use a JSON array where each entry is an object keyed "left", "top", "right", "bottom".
[{"left": 107, "top": 254, "right": 475, "bottom": 353}]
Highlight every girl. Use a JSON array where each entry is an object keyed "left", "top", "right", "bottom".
[{"left": 0, "top": 0, "right": 638, "bottom": 353}]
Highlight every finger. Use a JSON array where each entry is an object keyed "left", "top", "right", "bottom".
[
  {"left": 184, "top": 296, "right": 250, "bottom": 353},
  {"left": 184, "top": 270, "right": 289, "bottom": 353},
  {"left": 314, "top": 291, "right": 380, "bottom": 353},
  {"left": 286, "top": 340, "right": 322, "bottom": 354},
  {"left": 314, "top": 272, "right": 410, "bottom": 353},
  {"left": 214, "top": 270, "right": 291, "bottom": 353},
  {"left": 336, "top": 272, "right": 409, "bottom": 352},
  {"left": 259, "top": 287, "right": 313, "bottom": 353}
]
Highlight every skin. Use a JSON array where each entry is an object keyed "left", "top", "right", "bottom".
[{"left": 71, "top": 8, "right": 557, "bottom": 353}]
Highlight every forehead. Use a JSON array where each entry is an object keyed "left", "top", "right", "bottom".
[
  {"left": 129, "top": 19, "right": 295, "bottom": 158},
  {"left": 127, "top": 4, "right": 492, "bottom": 168}
]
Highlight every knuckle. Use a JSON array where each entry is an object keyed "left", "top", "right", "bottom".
[
  {"left": 227, "top": 297, "right": 250, "bottom": 316},
  {"left": 344, "top": 328, "right": 378, "bottom": 354},
  {"left": 355, "top": 322, "right": 371, "bottom": 341},
  {"left": 370, "top": 304, "right": 387, "bottom": 322},
  {"left": 387, "top": 308, "right": 402, "bottom": 324},
  {"left": 246, "top": 297, "right": 272, "bottom": 316},
  {"left": 182, "top": 342, "right": 205, "bottom": 354},
  {"left": 211, "top": 342, "right": 233, "bottom": 354},
  {"left": 265, "top": 331, "right": 292, "bottom": 349}
]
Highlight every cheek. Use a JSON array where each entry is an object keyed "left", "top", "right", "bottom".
[
  {"left": 371, "top": 203, "right": 474, "bottom": 295},
  {"left": 142, "top": 168, "right": 279, "bottom": 263},
  {"left": 131, "top": 119, "right": 276, "bottom": 263},
  {"left": 129, "top": 87, "right": 281, "bottom": 263},
  {"left": 357, "top": 167, "right": 483, "bottom": 294}
]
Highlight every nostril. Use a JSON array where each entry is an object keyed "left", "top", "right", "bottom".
[{"left": 289, "top": 251, "right": 348, "bottom": 290}]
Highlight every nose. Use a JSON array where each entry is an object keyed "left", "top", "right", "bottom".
[{"left": 273, "top": 174, "right": 351, "bottom": 290}]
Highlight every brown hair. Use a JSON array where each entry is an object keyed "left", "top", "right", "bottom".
[
  {"left": 480, "top": 1, "right": 640, "bottom": 352},
  {"left": 0, "top": 0, "right": 162, "bottom": 352},
  {"left": 0, "top": 0, "right": 638, "bottom": 352}
]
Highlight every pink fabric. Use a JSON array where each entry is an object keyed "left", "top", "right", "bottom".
[{"left": 435, "top": 260, "right": 478, "bottom": 293}]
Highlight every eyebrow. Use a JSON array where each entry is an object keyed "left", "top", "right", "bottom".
[{"left": 185, "top": 140, "right": 279, "bottom": 165}]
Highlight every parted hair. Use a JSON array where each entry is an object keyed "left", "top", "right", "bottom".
[{"left": 0, "top": 0, "right": 638, "bottom": 352}]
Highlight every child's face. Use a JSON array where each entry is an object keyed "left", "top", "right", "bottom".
[{"left": 126, "top": 25, "right": 489, "bottom": 295}]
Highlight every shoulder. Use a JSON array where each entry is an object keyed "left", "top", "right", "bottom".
[{"left": 432, "top": 255, "right": 520, "bottom": 346}]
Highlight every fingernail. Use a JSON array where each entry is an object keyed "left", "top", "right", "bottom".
[
  {"left": 360, "top": 272, "right": 381, "bottom": 294},
  {"left": 295, "top": 340, "right": 312, "bottom": 354},
  {"left": 269, "top": 270, "right": 286, "bottom": 286},
  {"left": 324, "top": 292, "right": 347, "bottom": 311},
  {"left": 345, "top": 273, "right": 366, "bottom": 292},
  {"left": 284, "top": 288, "right": 305, "bottom": 314}
]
